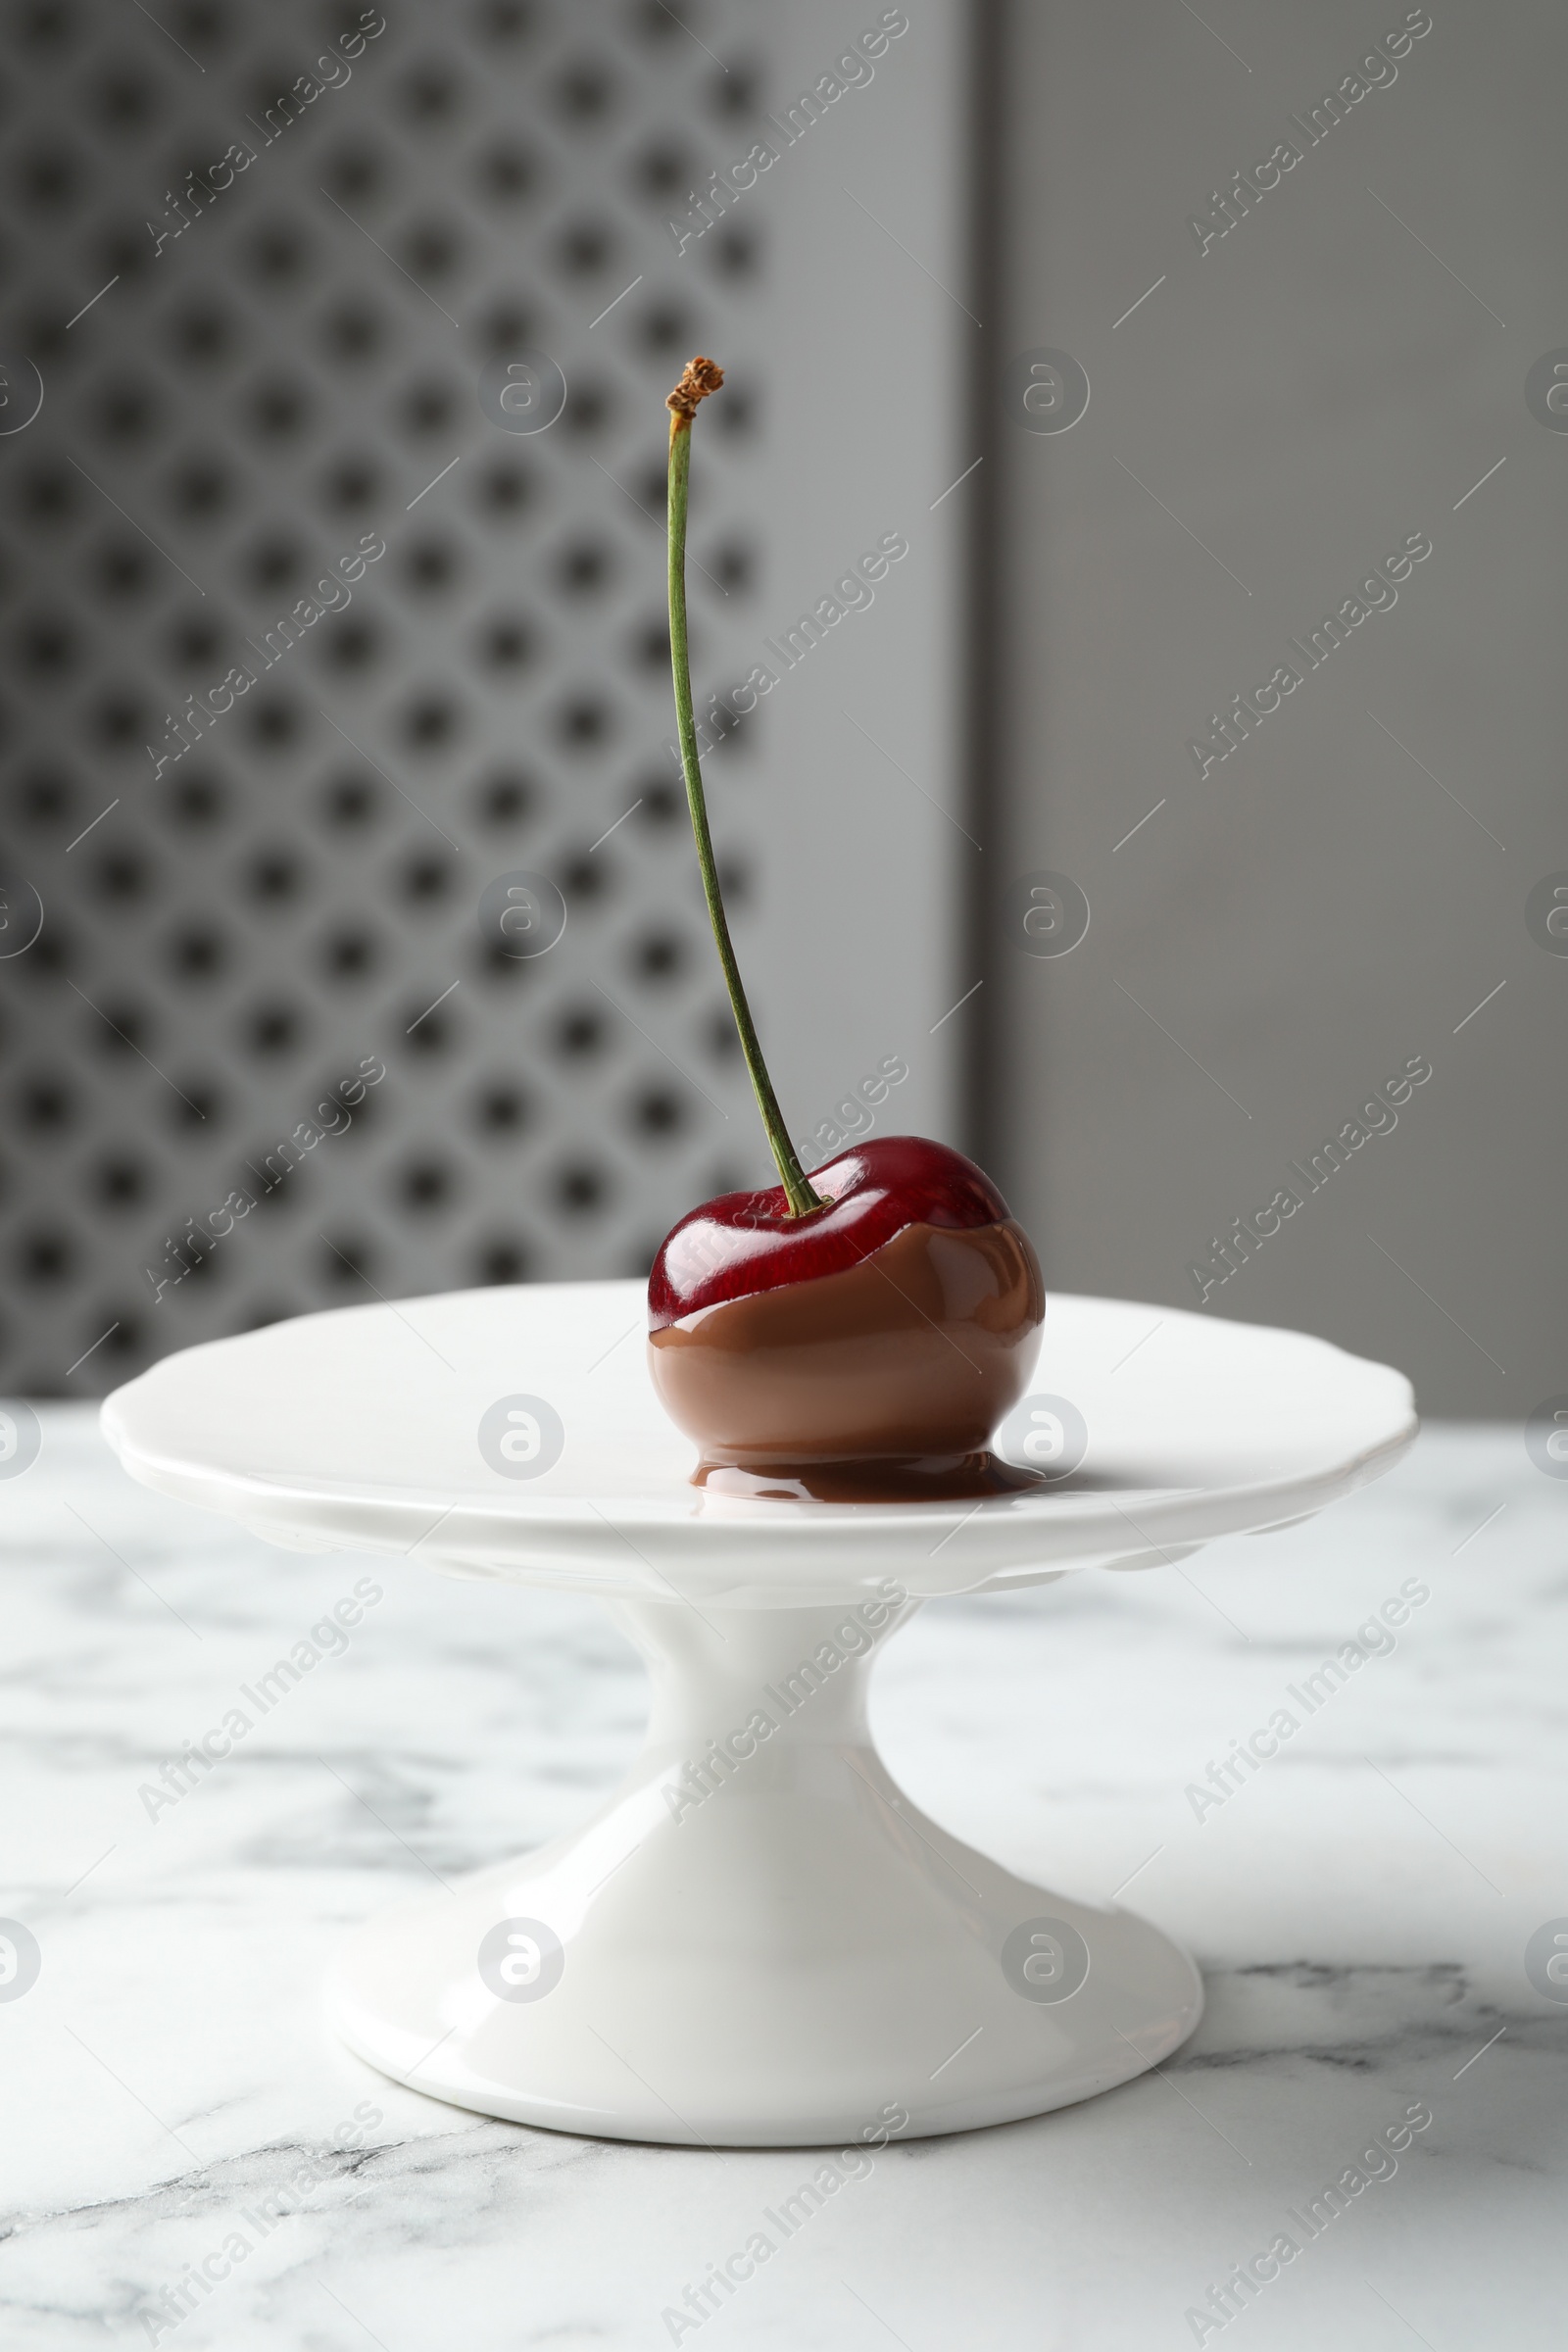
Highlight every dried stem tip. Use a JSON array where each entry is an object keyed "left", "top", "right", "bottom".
[{"left": 666, "top": 355, "right": 724, "bottom": 420}]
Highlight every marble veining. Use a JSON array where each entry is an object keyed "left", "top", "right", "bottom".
[{"left": 0, "top": 1408, "right": 1563, "bottom": 2347}]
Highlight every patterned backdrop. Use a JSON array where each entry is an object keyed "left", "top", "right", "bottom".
[{"left": 0, "top": 0, "right": 772, "bottom": 1394}]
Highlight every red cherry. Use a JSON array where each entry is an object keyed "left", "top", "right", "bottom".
[
  {"left": 648, "top": 1135, "right": 1011, "bottom": 1330},
  {"left": 653, "top": 374, "right": 1043, "bottom": 1498}
]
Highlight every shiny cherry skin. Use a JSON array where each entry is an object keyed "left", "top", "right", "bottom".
[{"left": 648, "top": 1135, "right": 1014, "bottom": 1329}]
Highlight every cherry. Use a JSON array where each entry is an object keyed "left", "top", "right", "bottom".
[
  {"left": 648, "top": 1137, "right": 1045, "bottom": 1501},
  {"left": 649, "top": 1136, "right": 1012, "bottom": 1328},
  {"left": 648, "top": 360, "right": 1045, "bottom": 1499}
]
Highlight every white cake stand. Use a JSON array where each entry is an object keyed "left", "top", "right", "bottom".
[{"left": 102, "top": 1284, "right": 1415, "bottom": 2147}]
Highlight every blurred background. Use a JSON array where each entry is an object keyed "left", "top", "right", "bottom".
[{"left": 0, "top": 0, "right": 1558, "bottom": 1420}]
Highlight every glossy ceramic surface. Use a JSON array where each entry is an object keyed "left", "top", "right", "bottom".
[{"left": 101, "top": 1285, "right": 1416, "bottom": 2145}]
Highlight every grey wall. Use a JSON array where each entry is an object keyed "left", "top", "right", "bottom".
[{"left": 978, "top": 0, "right": 1566, "bottom": 1418}]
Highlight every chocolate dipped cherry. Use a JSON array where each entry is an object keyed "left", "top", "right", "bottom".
[
  {"left": 650, "top": 358, "right": 1045, "bottom": 1502},
  {"left": 649, "top": 1137, "right": 1045, "bottom": 1500}
]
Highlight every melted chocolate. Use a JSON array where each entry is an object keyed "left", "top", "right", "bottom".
[{"left": 648, "top": 1218, "right": 1046, "bottom": 1502}]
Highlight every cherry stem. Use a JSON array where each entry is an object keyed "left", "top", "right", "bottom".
[{"left": 666, "top": 379, "right": 821, "bottom": 1216}]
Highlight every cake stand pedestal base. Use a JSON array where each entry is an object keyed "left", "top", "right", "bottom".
[{"left": 328, "top": 1597, "right": 1201, "bottom": 2147}]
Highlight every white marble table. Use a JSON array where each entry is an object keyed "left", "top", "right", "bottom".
[{"left": 1, "top": 1404, "right": 1562, "bottom": 2349}]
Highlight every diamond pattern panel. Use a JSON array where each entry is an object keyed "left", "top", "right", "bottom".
[{"left": 0, "top": 0, "right": 769, "bottom": 1392}]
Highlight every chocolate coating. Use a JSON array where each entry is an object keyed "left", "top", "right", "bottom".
[{"left": 648, "top": 1217, "right": 1046, "bottom": 1501}]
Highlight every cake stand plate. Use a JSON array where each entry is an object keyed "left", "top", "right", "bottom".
[{"left": 102, "top": 1284, "right": 1415, "bottom": 2147}]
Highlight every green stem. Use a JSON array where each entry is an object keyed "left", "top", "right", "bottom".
[{"left": 666, "top": 413, "right": 821, "bottom": 1215}]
